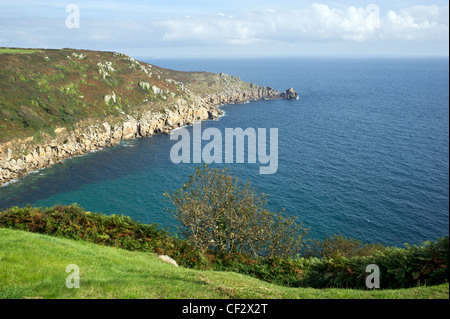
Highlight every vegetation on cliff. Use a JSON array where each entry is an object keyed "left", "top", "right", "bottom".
[
  {"left": 1, "top": 49, "right": 445, "bottom": 299},
  {"left": 0, "top": 47, "right": 283, "bottom": 186},
  {"left": 1, "top": 167, "right": 448, "bottom": 292},
  {"left": 0, "top": 47, "right": 275, "bottom": 142},
  {"left": 1, "top": 228, "right": 447, "bottom": 299},
  {"left": 0, "top": 204, "right": 448, "bottom": 293},
  {"left": 1, "top": 48, "right": 170, "bottom": 141},
  {"left": 164, "top": 166, "right": 309, "bottom": 259}
]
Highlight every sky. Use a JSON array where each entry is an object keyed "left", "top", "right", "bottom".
[{"left": 0, "top": 0, "right": 448, "bottom": 58}]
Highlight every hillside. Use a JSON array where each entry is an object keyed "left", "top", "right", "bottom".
[
  {"left": 0, "top": 48, "right": 280, "bottom": 142},
  {"left": 0, "top": 48, "right": 287, "bottom": 186},
  {"left": 1, "top": 228, "right": 448, "bottom": 299}
]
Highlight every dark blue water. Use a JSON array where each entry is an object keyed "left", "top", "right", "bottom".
[{"left": 0, "top": 58, "right": 448, "bottom": 247}]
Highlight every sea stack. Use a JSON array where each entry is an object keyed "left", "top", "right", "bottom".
[{"left": 281, "top": 88, "right": 298, "bottom": 100}]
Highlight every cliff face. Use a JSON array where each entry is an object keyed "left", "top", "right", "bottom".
[{"left": 0, "top": 48, "right": 293, "bottom": 186}]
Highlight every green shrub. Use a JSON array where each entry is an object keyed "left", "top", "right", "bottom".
[
  {"left": 46, "top": 104, "right": 60, "bottom": 116},
  {"left": 17, "top": 105, "right": 46, "bottom": 129},
  {"left": 302, "top": 237, "right": 449, "bottom": 289},
  {"left": 54, "top": 64, "right": 70, "bottom": 73},
  {"left": 0, "top": 205, "right": 201, "bottom": 268},
  {"left": 0, "top": 205, "right": 447, "bottom": 290},
  {"left": 51, "top": 73, "right": 65, "bottom": 81},
  {"left": 0, "top": 108, "right": 13, "bottom": 121},
  {"left": 212, "top": 254, "right": 305, "bottom": 287},
  {"left": 165, "top": 165, "right": 310, "bottom": 258},
  {"left": 308, "top": 233, "right": 385, "bottom": 259}
]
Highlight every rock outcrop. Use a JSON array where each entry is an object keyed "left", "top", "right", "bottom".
[
  {"left": 0, "top": 97, "right": 219, "bottom": 186},
  {"left": 0, "top": 50, "right": 299, "bottom": 187},
  {"left": 280, "top": 88, "right": 299, "bottom": 100},
  {"left": 158, "top": 255, "right": 179, "bottom": 267}
]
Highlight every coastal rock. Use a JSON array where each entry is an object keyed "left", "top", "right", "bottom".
[
  {"left": 158, "top": 255, "right": 179, "bottom": 267},
  {"left": 54, "top": 127, "right": 66, "bottom": 134},
  {"left": 102, "top": 122, "right": 111, "bottom": 137},
  {"left": 6, "top": 148, "right": 13, "bottom": 161},
  {"left": 122, "top": 119, "right": 139, "bottom": 140},
  {"left": 280, "top": 88, "right": 298, "bottom": 100},
  {"left": 25, "top": 154, "right": 33, "bottom": 163},
  {"left": 152, "top": 86, "right": 162, "bottom": 95},
  {"left": 208, "top": 108, "right": 222, "bottom": 119},
  {"left": 138, "top": 81, "right": 151, "bottom": 90},
  {"left": 0, "top": 68, "right": 295, "bottom": 187}
]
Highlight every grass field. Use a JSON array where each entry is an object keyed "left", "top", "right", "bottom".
[
  {"left": 0, "top": 48, "right": 42, "bottom": 54},
  {"left": 0, "top": 228, "right": 448, "bottom": 299}
]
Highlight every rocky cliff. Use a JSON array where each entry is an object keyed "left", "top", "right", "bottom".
[{"left": 0, "top": 48, "right": 296, "bottom": 187}]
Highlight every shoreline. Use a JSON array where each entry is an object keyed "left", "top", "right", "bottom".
[
  {"left": 0, "top": 91, "right": 288, "bottom": 188},
  {"left": 0, "top": 48, "right": 298, "bottom": 188}
]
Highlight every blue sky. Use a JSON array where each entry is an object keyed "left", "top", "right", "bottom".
[{"left": 0, "top": 0, "right": 448, "bottom": 58}]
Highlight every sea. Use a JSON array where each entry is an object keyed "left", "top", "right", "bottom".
[{"left": 0, "top": 58, "right": 448, "bottom": 247}]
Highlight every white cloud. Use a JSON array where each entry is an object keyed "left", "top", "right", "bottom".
[
  {"left": 0, "top": 2, "right": 447, "bottom": 57},
  {"left": 382, "top": 5, "right": 449, "bottom": 41},
  {"left": 150, "top": 4, "right": 449, "bottom": 46}
]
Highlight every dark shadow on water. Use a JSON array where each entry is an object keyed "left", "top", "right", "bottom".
[{"left": 0, "top": 134, "right": 176, "bottom": 210}]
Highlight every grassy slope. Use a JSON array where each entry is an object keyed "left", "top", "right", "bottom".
[
  {"left": 0, "top": 48, "right": 42, "bottom": 54},
  {"left": 0, "top": 48, "right": 177, "bottom": 142},
  {"left": 0, "top": 228, "right": 448, "bottom": 299},
  {"left": 0, "top": 48, "right": 255, "bottom": 143}
]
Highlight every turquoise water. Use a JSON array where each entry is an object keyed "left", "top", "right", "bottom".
[{"left": 1, "top": 58, "right": 448, "bottom": 246}]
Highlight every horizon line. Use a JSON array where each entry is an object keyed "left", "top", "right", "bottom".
[{"left": 1, "top": 46, "right": 448, "bottom": 60}]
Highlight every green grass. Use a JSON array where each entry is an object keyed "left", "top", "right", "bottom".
[
  {"left": 0, "top": 48, "right": 42, "bottom": 54},
  {"left": 0, "top": 228, "right": 448, "bottom": 299}
]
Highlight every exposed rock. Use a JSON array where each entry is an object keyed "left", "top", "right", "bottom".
[
  {"left": 122, "top": 119, "right": 139, "bottom": 140},
  {"left": 6, "top": 148, "right": 12, "bottom": 161},
  {"left": 71, "top": 52, "right": 86, "bottom": 60},
  {"left": 208, "top": 109, "right": 222, "bottom": 119},
  {"left": 104, "top": 91, "right": 116, "bottom": 105},
  {"left": 138, "top": 81, "right": 151, "bottom": 90},
  {"left": 152, "top": 86, "right": 162, "bottom": 94},
  {"left": 54, "top": 127, "right": 67, "bottom": 134},
  {"left": 97, "top": 61, "right": 116, "bottom": 79},
  {"left": 102, "top": 122, "right": 111, "bottom": 136},
  {"left": 112, "top": 125, "right": 123, "bottom": 141},
  {"left": 280, "top": 88, "right": 298, "bottom": 100},
  {"left": 158, "top": 255, "right": 178, "bottom": 267},
  {"left": 25, "top": 154, "right": 33, "bottom": 163},
  {"left": 0, "top": 69, "right": 298, "bottom": 187}
]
